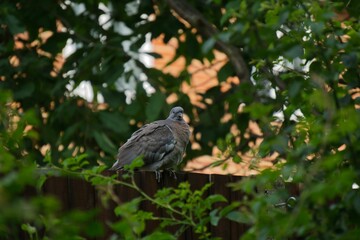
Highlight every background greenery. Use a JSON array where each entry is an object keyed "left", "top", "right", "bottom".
[{"left": 1, "top": 0, "right": 360, "bottom": 239}]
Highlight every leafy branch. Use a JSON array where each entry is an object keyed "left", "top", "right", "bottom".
[
  {"left": 42, "top": 154, "right": 239, "bottom": 238},
  {"left": 166, "top": 0, "right": 251, "bottom": 83}
]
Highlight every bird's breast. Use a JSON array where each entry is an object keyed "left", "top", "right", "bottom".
[{"left": 172, "top": 122, "right": 190, "bottom": 143}]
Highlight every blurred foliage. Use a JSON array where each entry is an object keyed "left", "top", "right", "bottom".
[
  {"left": 1, "top": 0, "right": 360, "bottom": 239},
  {"left": 0, "top": 91, "right": 104, "bottom": 239}
]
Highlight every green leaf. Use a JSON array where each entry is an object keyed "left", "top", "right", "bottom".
[
  {"left": 111, "top": 221, "right": 132, "bottom": 236},
  {"left": 244, "top": 103, "right": 273, "bottom": 119},
  {"left": 124, "top": 156, "right": 144, "bottom": 171},
  {"left": 210, "top": 209, "right": 221, "bottom": 226},
  {"left": 217, "top": 62, "right": 234, "bottom": 82},
  {"left": 62, "top": 122, "right": 81, "bottom": 143},
  {"left": 0, "top": 90, "right": 12, "bottom": 103},
  {"left": 93, "top": 131, "right": 117, "bottom": 154},
  {"left": 284, "top": 45, "right": 303, "bottom": 59},
  {"left": 146, "top": 92, "right": 166, "bottom": 122},
  {"left": 310, "top": 22, "right": 325, "bottom": 34},
  {"left": 342, "top": 52, "right": 358, "bottom": 68},
  {"left": 210, "top": 160, "right": 226, "bottom": 168},
  {"left": 232, "top": 154, "right": 242, "bottom": 163},
  {"left": 216, "top": 138, "right": 226, "bottom": 152},
  {"left": 21, "top": 223, "right": 37, "bottom": 235},
  {"left": 219, "top": 202, "right": 241, "bottom": 216},
  {"left": 36, "top": 174, "right": 47, "bottom": 191},
  {"left": 99, "top": 111, "right": 129, "bottom": 134},
  {"left": 42, "top": 32, "right": 68, "bottom": 53},
  {"left": 61, "top": 154, "right": 89, "bottom": 170},
  {"left": 142, "top": 231, "right": 176, "bottom": 240},
  {"left": 14, "top": 82, "right": 35, "bottom": 100},
  {"left": 114, "top": 197, "right": 142, "bottom": 216},
  {"left": 202, "top": 38, "right": 216, "bottom": 54},
  {"left": 85, "top": 220, "right": 104, "bottom": 238},
  {"left": 206, "top": 194, "right": 228, "bottom": 205},
  {"left": 5, "top": 15, "right": 25, "bottom": 34},
  {"left": 226, "top": 211, "right": 252, "bottom": 224}
]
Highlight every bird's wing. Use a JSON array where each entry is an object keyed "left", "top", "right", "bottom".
[{"left": 110, "top": 121, "right": 176, "bottom": 170}]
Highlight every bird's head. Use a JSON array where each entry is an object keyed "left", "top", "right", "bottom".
[{"left": 168, "top": 106, "right": 185, "bottom": 122}]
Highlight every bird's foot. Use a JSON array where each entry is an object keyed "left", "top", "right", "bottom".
[
  {"left": 167, "top": 169, "right": 177, "bottom": 180},
  {"left": 155, "top": 170, "right": 163, "bottom": 182}
]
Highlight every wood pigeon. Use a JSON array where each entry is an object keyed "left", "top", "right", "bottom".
[{"left": 110, "top": 106, "right": 190, "bottom": 179}]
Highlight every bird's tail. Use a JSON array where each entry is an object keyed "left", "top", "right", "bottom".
[{"left": 109, "top": 160, "right": 121, "bottom": 171}]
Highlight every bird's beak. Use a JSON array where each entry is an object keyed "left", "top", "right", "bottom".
[{"left": 178, "top": 113, "right": 183, "bottom": 119}]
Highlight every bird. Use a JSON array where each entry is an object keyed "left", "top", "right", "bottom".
[{"left": 109, "top": 106, "right": 190, "bottom": 180}]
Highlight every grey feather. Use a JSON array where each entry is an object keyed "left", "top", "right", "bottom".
[{"left": 110, "top": 106, "right": 190, "bottom": 172}]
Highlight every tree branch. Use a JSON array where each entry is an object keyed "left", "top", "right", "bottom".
[{"left": 166, "top": 0, "right": 251, "bottom": 84}]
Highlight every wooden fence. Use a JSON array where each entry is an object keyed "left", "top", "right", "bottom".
[
  {"left": 31, "top": 171, "right": 300, "bottom": 239},
  {"left": 37, "top": 171, "right": 249, "bottom": 239}
]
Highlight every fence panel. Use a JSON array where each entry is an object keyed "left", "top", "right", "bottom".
[{"left": 40, "top": 171, "right": 248, "bottom": 239}]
